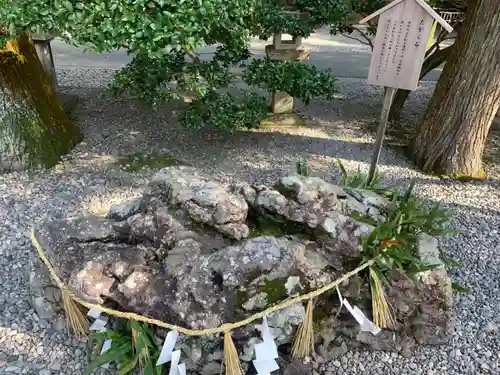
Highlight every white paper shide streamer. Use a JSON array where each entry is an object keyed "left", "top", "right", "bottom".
[
  {"left": 253, "top": 316, "right": 280, "bottom": 375},
  {"left": 336, "top": 287, "right": 381, "bottom": 335},
  {"left": 87, "top": 308, "right": 112, "bottom": 369},
  {"left": 87, "top": 310, "right": 189, "bottom": 372},
  {"left": 157, "top": 330, "right": 187, "bottom": 375}
]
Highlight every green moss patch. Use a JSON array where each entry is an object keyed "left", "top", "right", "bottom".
[
  {"left": 258, "top": 278, "right": 287, "bottom": 306},
  {"left": 237, "top": 277, "right": 288, "bottom": 310},
  {"left": 119, "top": 153, "right": 185, "bottom": 172}
]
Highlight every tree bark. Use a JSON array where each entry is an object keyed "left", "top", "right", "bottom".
[
  {"left": 411, "top": 0, "right": 500, "bottom": 178},
  {"left": 0, "top": 34, "right": 82, "bottom": 172},
  {"left": 389, "top": 45, "right": 454, "bottom": 121}
]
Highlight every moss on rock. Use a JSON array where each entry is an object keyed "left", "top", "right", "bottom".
[
  {"left": 258, "top": 278, "right": 287, "bottom": 306},
  {"left": 237, "top": 277, "right": 289, "bottom": 311},
  {"left": 120, "top": 153, "right": 185, "bottom": 172}
]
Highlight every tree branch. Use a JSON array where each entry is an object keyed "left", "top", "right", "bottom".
[
  {"left": 341, "top": 26, "right": 374, "bottom": 50},
  {"left": 186, "top": 50, "right": 201, "bottom": 63},
  {"left": 425, "top": 21, "right": 462, "bottom": 58},
  {"left": 420, "top": 45, "right": 454, "bottom": 79},
  {"left": 352, "top": 26, "right": 374, "bottom": 50}
]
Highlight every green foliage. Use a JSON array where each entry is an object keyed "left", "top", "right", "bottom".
[
  {"left": 0, "top": 0, "right": 390, "bottom": 130},
  {"left": 336, "top": 162, "right": 464, "bottom": 295},
  {"left": 181, "top": 91, "right": 268, "bottom": 131},
  {"left": 388, "top": 181, "right": 456, "bottom": 238},
  {"left": 297, "top": 0, "right": 351, "bottom": 26},
  {"left": 328, "top": 0, "right": 386, "bottom": 34},
  {"left": 353, "top": 178, "right": 468, "bottom": 299},
  {"left": 110, "top": 53, "right": 186, "bottom": 107},
  {"left": 336, "top": 159, "right": 383, "bottom": 190},
  {"left": 296, "top": 158, "right": 310, "bottom": 176},
  {"left": 1, "top": 0, "right": 262, "bottom": 57},
  {"left": 85, "top": 320, "right": 162, "bottom": 375},
  {"left": 451, "top": 283, "right": 470, "bottom": 293},
  {"left": 110, "top": 51, "right": 238, "bottom": 107},
  {"left": 244, "top": 59, "right": 337, "bottom": 104},
  {"left": 0, "top": 25, "right": 7, "bottom": 48},
  {"left": 254, "top": 1, "right": 315, "bottom": 39},
  {"left": 111, "top": 55, "right": 337, "bottom": 131},
  {"left": 359, "top": 207, "right": 440, "bottom": 289}
]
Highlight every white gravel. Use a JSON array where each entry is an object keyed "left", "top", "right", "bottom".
[{"left": 0, "top": 67, "right": 499, "bottom": 375}]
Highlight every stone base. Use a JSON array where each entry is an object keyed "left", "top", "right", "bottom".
[
  {"left": 265, "top": 45, "right": 310, "bottom": 61},
  {"left": 259, "top": 112, "right": 307, "bottom": 128}
]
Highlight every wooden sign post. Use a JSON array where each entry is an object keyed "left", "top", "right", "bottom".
[{"left": 359, "top": 0, "right": 453, "bottom": 181}]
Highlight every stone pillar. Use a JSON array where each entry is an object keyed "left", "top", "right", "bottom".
[
  {"left": 31, "top": 33, "right": 58, "bottom": 89},
  {"left": 30, "top": 33, "right": 79, "bottom": 115},
  {"left": 266, "top": 32, "right": 309, "bottom": 115}
]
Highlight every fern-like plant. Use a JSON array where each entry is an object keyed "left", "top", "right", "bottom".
[{"left": 84, "top": 320, "right": 163, "bottom": 375}]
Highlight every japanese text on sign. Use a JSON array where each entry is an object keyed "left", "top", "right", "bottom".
[{"left": 366, "top": 0, "right": 435, "bottom": 91}]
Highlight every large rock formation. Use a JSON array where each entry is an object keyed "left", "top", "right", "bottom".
[{"left": 30, "top": 167, "right": 453, "bottom": 371}]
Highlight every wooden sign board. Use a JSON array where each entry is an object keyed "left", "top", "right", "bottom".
[
  {"left": 359, "top": 0, "right": 453, "bottom": 181},
  {"left": 368, "top": 2, "right": 434, "bottom": 90},
  {"left": 361, "top": 0, "right": 453, "bottom": 91}
]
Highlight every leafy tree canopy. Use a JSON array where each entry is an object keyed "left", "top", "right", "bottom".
[
  {"left": 1, "top": 0, "right": 386, "bottom": 55},
  {"left": 7, "top": 0, "right": 467, "bottom": 131}
]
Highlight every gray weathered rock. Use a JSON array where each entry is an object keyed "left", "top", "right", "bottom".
[
  {"left": 30, "top": 167, "right": 453, "bottom": 371},
  {"left": 143, "top": 167, "right": 249, "bottom": 240},
  {"left": 28, "top": 250, "right": 63, "bottom": 323},
  {"left": 107, "top": 197, "right": 142, "bottom": 220}
]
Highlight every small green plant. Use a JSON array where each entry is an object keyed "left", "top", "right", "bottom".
[
  {"left": 360, "top": 196, "right": 444, "bottom": 284},
  {"left": 84, "top": 320, "right": 163, "bottom": 375},
  {"left": 336, "top": 159, "right": 383, "bottom": 190},
  {"left": 359, "top": 206, "right": 441, "bottom": 328},
  {"left": 388, "top": 181, "right": 456, "bottom": 237},
  {"left": 353, "top": 179, "right": 466, "bottom": 327},
  {"left": 296, "top": 158, "right": 310, "bottom": 176}
]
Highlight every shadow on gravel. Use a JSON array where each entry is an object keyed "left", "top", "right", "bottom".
[
  {"left": 60, "top": 87, "right": 411, "bottom": 172},
  {"left": 59, "top": 86, "right": 500, "bottom": 192}
]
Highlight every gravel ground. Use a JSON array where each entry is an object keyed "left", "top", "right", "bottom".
[{"left": 0, "top": 67, "right": 499, "bottom": 375}]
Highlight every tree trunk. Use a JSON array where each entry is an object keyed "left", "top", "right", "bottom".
[
  {"left": 0, "top": 34, "right": 82, "bottom": 172},
  {"left": 411, "top": 0, "right": 500, "bottom": 178},
  {"left": 389, "top": 45, "right": 454, "bottom": 121}
]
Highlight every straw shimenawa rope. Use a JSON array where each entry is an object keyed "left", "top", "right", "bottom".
[{"left": 30, "top": 228, "right": 376, "bottom": 336}]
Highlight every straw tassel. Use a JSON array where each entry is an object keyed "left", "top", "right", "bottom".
[
  {"left": 223, "top": 329, "right": 243, "bottom": 375},
  {"left": 61, "top": 289, "right": 89, "bottom": 337},
  {"left": 369, "top": 268, "right": 395, "bottom": 329},
  {"left": 291, "top": 299, "right": 314, "bottom": 359}
]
